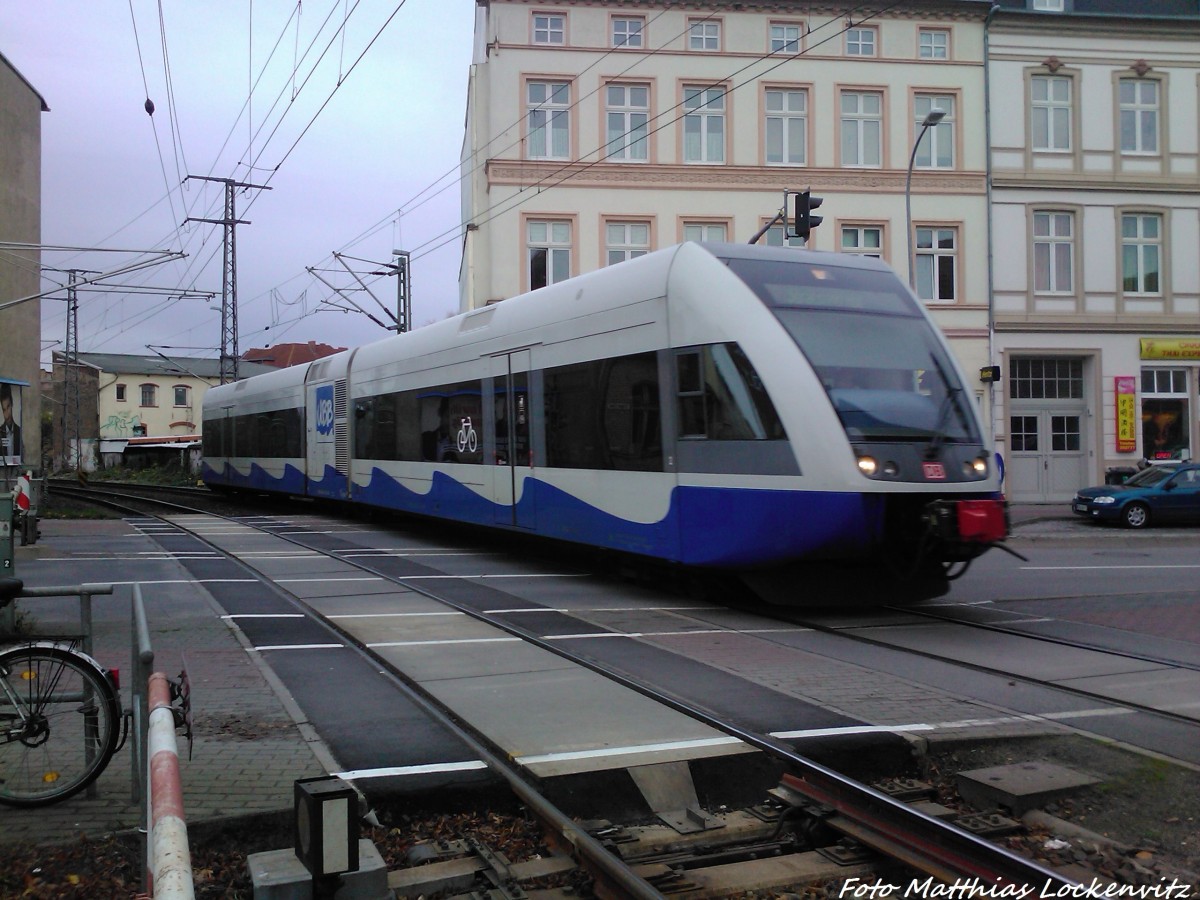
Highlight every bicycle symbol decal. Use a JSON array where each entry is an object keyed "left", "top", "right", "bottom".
[{"left": 456, "top": 417, "right": 478, "bottom": 454}]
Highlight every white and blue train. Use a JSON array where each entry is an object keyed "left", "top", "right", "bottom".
[{"left": 202, "top": 243, "right": 1008, "bottom": 597}]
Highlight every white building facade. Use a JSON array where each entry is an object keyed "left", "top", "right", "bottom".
[
  {"left": 989, "top": 0, "right": 1200, "bottom": 502},
  {"left": 461, "top": 0, "right": 998, "bottom": 425}
]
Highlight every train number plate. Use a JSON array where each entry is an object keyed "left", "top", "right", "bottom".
[{"left": 922, "top": 462, "right": 947, "bottom": 480}]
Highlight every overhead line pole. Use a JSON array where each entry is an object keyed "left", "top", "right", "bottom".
[{"left": 185, "top": 176, "right": 271, "bottom": 383}]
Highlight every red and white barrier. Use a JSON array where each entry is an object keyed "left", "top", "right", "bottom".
[{"left": 147, "top": 672, "right": 194, "bottom": 899}]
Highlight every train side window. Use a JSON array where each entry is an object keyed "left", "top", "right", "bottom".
[
  {"left": 676, "top": 344, "right": 786, "bottom": 440},
  {"left": 676, "top": 351, "right": 707, "bottom": 437},
  {"left": 544, "top": 352, "right": 662, "bottom": 471}
]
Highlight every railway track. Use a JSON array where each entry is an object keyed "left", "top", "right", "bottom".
[{"left": 37, "top": 481, "right": 1189, "bottom": 895}]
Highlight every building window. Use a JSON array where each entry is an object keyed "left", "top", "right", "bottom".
[
  {"left": 914, "top": 94, "right": 955, "bottom": 168},
  {"left": 841, "top": 226, "right": 883, "bottom": 257},
  {"left": 1051, "top": 415, "right": 1081, "bottom": 451},
  {"left": 533, "top": 14, "right": 565, "bottom": 44},
  {"left": 1121, "top": 213, "right": 1162, "bottom": 295},
  {"left": 919, "top": 29, "right": 949, "bottom": 60},
  {"left": 1141, "top": 368, "right": 1190, "bottom": 461},
  {"left": 1009, "top": 357, "right": 1083, "bottom": 400},
  {"left": 1010, "top": 415, "right": 1038, "bottom": 451},
  {"left": 764, "top": 224, "right": 804, "bottom": 247},
  {"left": 115, "top": 384, "right": 127, "bottom": 402},
  {"left": 915, "top": 227, "right": 958, "bottom": 302},
  {"left": 765, "top": 88, "right": 807, "bottom": 165},
  {"left": 606, "top": 222, "right": 651, "bottom": 265},
  {"left": 173, "top": 386, "right": 189, "bottom": 407},
  {"left": 683, "top": 86, "right": 725, "bottom": 163},
  {"left": 528, "top": 220, "right": 571, "bottom": 290},
  {"left": 840, "top": 91, "right": 882, "bottom": 167},
  {"left": 770, "top": 23, "right": 802, "bottom": 53},
  {"left": 605, "top": 84, "right": 649, "bottom": 161},
  {"left": 1119, "top": 79, "right": 1159, "bottom": 154},
  {"left": 846, "top": 27, "right": 876, "bottom": 56},
  {"left": 527, "top": 81, "right": 570, "bottom": 159},
  {"left": 1033, "top": 211, "right": 1074, "bottom": 294},
  {"left": 1032, "top": 75, "right": 1072, "bottom": 151},
  {"left": 688, "top": 19, "right": 720, "bottom": 51},
  {"left": 612, "top": 16, "right": 644, "bottom": 48},
  {"left": 684, "top": 222, "right": 728, "bottom": 243},
  {"left": 140, "top": 384, "right": 157, "bottom": 407},
  {"left": 1032, "top": 0, "right": 1064, "bottom": 9}
]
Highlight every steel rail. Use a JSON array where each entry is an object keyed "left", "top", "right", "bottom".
[
  {"left": 52, "top": 485, "right": 665, "bottom": 900},
  {"left": 57, "top": 484, "right": 1078, "bottom": 889}
]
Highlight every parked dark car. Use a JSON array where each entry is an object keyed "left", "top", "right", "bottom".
[{"left": 1072, "top": 462, "right": 1200, "bottom": 528}]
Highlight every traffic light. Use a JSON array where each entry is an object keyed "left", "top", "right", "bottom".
[{"left": 792, "top": 189, "right": 823, "bottom": 241}]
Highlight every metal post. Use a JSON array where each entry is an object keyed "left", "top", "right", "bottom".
[{"left": 906, "top": 108, "right": 946, "bottom": 292}]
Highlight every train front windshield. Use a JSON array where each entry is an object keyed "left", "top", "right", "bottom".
[{"left": 725, "top": 257, "right": 980, "bottom": 446}]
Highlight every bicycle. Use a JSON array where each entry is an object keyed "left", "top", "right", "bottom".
[{"left": 0, "top": 577, "right": 122, "bottom": 807}]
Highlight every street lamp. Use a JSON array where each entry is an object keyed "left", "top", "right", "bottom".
[{"left": 906, "top": 107, "right": 946, "bottom": 292}]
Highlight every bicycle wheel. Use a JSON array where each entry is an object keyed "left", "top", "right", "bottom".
[{"left": 0, "top": 643, "right": 121, "bottom": 807}]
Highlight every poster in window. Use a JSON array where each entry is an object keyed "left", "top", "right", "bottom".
[{"left": 1, "top": 382, "right": 22, "bottom": 466}]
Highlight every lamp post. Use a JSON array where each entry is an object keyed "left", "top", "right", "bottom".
[{"left": 906, "top": 107, "right": 946, "bottom": 291}]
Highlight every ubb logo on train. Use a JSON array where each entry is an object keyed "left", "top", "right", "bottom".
[{"left": 314, "top": 385, "right": 335, "bottom": 438}]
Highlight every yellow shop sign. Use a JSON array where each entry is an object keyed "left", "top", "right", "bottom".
[{"left": 1140, "top": 338, "right": 1200, "bottom": 361}]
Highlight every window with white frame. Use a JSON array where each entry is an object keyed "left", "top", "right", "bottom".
[
  {"left": 765, "top": 89, "right": 807, "bottom": 165},
  {"left": 612, "top": 16, "right": 644, "bottom": 48},
  {"left": 116, "top": 384, "right": 127, "bottom": 402},
  {"left": 1119, "top": 79, "right": 1159, "bottom": 154},
  {"left": 915, "top": 227, "right": 957, "bottom": 302},
  {"left": 140, "top": 384, "right": 157, "bottom": 407},
  {"left": 1141, "top": 367, "right": 1190, "bottom": 461},
  {"left": 914, "top": 94, "right": 955, "bottom": 168},
  {"left": 770, "top": 23, "right": 802, "bottom": 53},
  {"left": 605, "top": 84, "right": 649, "bottom": 161},
  {"left": 688, "top": 19, "right": 720, "bottom": 51},
  {"left": 533, "top": 14, "right": 565, "bottom": 44},
  {"left": 683, "top": 222, "right": 728, "bottom": 243},
  {"left": 606, "top": 222, "right": 651, "bottom": 265},
  {"left": 1031, "top": 74, "right": 1072, "bottom": 151},
  {"left": 1121, "top": 213, "right": 1162, "bottom": 295},
  {"left": 1033, "top": 211, "right": 1074, "bottom": 294},
  {"left": 846, "top": 27, "right": 876, "bottom": 56},
  {"left": 527, "top": 81, "right": 570, "bottom": 159},
  {"left": 528, "top": 220, "right": 571, "bottom": 290},
  {"left": 840, "top": 91, "right": 882, "bottom": 167},
  {"left": 765, "top": 225, "right": 805, "bottom": 248},
  {"left": 919, "top": 29, "right": 948, "bottom": 59},
  {"left": 683, "top": 86, "right": 725, "bottom": 163},
  {"left": 173, "top": 385, "right": 189, "bottom": 407},
  {"left": 1031, "top": 0, "right": 1064, "bottom": 10},
  {"left": 840, "top": 226, "right": 883, "bottom": 257}
]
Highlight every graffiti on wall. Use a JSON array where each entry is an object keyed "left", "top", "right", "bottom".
[{"left": 102, "top": 412, "right": 145, "bottom": 438}]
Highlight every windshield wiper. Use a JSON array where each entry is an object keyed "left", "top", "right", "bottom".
[{"left": 924, "top": 353, "right": 970, "bottom": 460}]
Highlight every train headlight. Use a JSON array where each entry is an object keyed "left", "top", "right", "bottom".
[
  {"left": 882, "top": 461, "right": 900, "bottom": 477},
  {"left": 856, "top": 455, "right": 878, "bottom": 477},
  {"left": 967, "top": 456, "right": 989, "bottom": 478}
]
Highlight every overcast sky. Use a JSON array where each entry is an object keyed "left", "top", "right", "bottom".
[{"left": 2, "top": 1, "right": 474, "bottom": 367}]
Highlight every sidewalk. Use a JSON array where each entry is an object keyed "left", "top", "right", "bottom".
[{"left": 2, "top": 519, "right": 327, "bottom": 848}]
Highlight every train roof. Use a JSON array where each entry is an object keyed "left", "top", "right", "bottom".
[{"left": 208, "top": 242, "right": 906, "bottom": 399}]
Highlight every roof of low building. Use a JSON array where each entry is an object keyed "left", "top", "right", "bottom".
[{"left": 241, "top": 341, "right": 346, "bottom": 368}]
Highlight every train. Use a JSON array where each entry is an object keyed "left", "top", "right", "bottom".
[{"left": 201, "top": 242, "right": 1008, "bottom": 600}]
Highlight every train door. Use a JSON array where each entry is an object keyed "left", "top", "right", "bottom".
[{"left": 490, "top": 351, "right": 535, "bottom": 528}]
